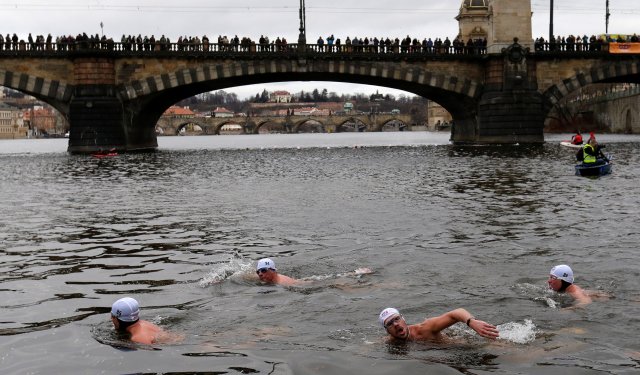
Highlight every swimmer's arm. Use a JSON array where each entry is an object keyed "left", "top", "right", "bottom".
[
  {"left": 353, "top": 267, "right": 373, "bottom": 275},
  {"left": 334, "top": 268, "right": 374, "bottom": 278},
  {"left": 423, "top": 308, "right": 499, "bottom": 339}
]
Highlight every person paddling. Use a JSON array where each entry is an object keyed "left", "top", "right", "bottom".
[{"left": 571, "top": 130, "right": 583, "bottom": 145}]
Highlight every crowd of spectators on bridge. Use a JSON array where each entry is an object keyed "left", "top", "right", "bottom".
[
  {"left": 534, "top": 33, "right": 640, "bottom": 52},
  {"left": 311, "top": 35, "right": 487, "bottom": 55},
  {"left": 1, "top": 31, "right": 638, "bottom": 55},
  {"left": 0, "top": 32, "right": 487, "bottom": 55}
]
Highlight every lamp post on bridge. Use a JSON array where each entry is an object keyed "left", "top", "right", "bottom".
[
  {"left": 605, "top": 0, "right": 610, "bottom": 34},
  {"left": 549, "top": 0, "right": 554, "bottom": 49},
  {"left": 298, "top": 0, "right": 307, "bottom": 51}
]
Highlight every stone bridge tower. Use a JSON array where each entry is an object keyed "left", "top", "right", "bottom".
[
  {"left": 486, "top": 0, "right": 533, "bottom": 53},
  {"left": 456, "top": 0, "right": 533, "bottom": 53},
  {"left": 456, "top": 0, "right": 490, "bottom": 44},
  {"left": 453, "top": 0, "right": 542, "bottom": 143}
]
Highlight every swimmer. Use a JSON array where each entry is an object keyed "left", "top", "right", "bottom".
[
  {"left": 255, "top": 258, "right": 301, "bottom": 286},
  {"left": 547, "top": 264, "right": 592, "bottom": 306},
  {"left": 110, "top": 297, "right": 179, "bottom": 345},
  {"left": 255, "top": 258, "right": 372, "bottom": 287},
  {"left": 379, "top": 307, "right": 499, "bottom": 342}
]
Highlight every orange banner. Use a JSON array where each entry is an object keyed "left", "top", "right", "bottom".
[{"left": 609, "top": 43, "right": 640, "bottom": 54}]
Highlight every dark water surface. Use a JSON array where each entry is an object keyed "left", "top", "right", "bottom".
[{"left": 1, "top": 132, "right": 639, "bottom": 374}]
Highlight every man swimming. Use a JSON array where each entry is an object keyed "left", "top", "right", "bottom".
[
  {"left": 547, "top": 264, "right": 592, "bottom": 306},
  {"left": 255, "top": 257, "right": 372, "bottom": 286},
  {"left": 110, "top": 297, "right": 175, "bottom": 345},
  {"left": 255, "top": 258, "right": 301, "bottom": 286},
  {"left": 379, "top": 307, "right": 499, "bottom": 342}
]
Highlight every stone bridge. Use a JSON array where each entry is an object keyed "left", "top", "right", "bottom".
[
  {"left": 156, "top": 113, "right": 414, "bottom": 135},
  {"left": 0, "top": 42, "right": 639, "bottom": 152}
]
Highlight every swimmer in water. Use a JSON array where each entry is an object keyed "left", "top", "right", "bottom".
[
  {"left": 255, "top": 258, "right": 301, "bottom": 286},
  {"left": 547, "top": 264, "right": 592, "bottom": 306},
  {"left": 110, "top": 297, "right": 180, "bottom": 345},
  {"left": 379, "top": 307, "right": 499, "bottom": 342},
  {"left": 255, "top": 258, "right": 372, "bottom": 287}
]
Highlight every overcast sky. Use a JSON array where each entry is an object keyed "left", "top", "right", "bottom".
[{"left": 1, "top": 0, "right": 638, "bottom": 99}]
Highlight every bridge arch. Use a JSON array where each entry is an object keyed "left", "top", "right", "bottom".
[
  {"left": 157, "top": 119, "right": 209, "bottom": 135},
  {"left": 619, "top": 105, "right": 637, "bottom": 133},
  {"left": 212, "top": 119, "right": 247, "bottom": 135},
  {"left": 120, "top": 59, "right": 483, "bottom": 141},
  {"left": 334, "top": 117, "right": 369, "bottom": 132},
  {"left": 541, "top": 60, "right": 640, "bottom": 111},
  {"left": 292, "top": 118, "right": 325, "bottom": 133},
  {"left": 377, "top": 117, "right": 409, "bottom": 132},
  {"left": 0, "top": 69, "right": 73, "bottom": 116},
  {"left": 254, "top": 119, "right": 288, "bottom": 134}
]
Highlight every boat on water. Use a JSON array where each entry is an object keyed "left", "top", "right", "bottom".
[
  {"left": 575, "top": 158, "right": 612, "bottom": 177},
  {"left": 560, "top": 140, "right": 582, "bottom": 149},
  {"left": 91, "top": 148, "right": 118, "bottom": 158}
]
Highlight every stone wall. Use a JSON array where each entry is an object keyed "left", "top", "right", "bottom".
[
  {"left": 74, "top": 58, "right": 115, "bottom": 85},
  {"left": 487, "top": 0, "right": 533, "bottom": 53},
  {"left": 594, "top": 94, "right": 640, "bottom": 133}
]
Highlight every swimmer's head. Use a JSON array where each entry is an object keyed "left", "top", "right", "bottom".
[
  {"left": 379, "top": 307, "right": 400, "bottom": 327},
  {"left": 111, "top": 297, "right": 140, "bottom": 323},
  {"left": 379, "top": 307, "right": 409, "bottom": 339},
  {"left": 550, "top": 264, "right": 574, "bottom": 284},
  {"left": 256, "top": 258, "right": 276, "bottom": 271}
]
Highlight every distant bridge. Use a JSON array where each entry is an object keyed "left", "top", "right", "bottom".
[
  {"left": 0, "top": 41, "right": 639, "bottom": 152},
  {"left": 156, "top": 113, "right": 414, "bottom": 135}
]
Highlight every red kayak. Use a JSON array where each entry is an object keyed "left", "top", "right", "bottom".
[{"left": 92, "top": 150, "right": 118, "bottom": 158}]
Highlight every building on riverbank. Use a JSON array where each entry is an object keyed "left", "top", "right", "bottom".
[{"left": 0, "top": 102, "right": 28, "bottom": 139}]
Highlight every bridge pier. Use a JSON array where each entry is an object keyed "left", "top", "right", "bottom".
[
  {"left": 475, "top": 89, "right": 545, "bottom": 143},
  {"left": 67, "top": 85, "right": 157, "bottom": 153},
  {"left": 457, "top": 40, "right": 545, "bottom": 144}
]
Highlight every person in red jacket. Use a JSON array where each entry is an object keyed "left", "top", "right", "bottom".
[{"left": 571, "top": 130, "right": 583, "bottom": 145}]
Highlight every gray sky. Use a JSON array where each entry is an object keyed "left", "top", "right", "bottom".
[{"left": 1, "top": 0, "right": 638, "bottom": 99}]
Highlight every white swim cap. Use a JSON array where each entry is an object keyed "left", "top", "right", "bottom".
[
  {"left": 550, "top": 264, "right": 574, "bottom": 284},
  {"left": 379, "top": 307, "right": 400, "bottom": 327},
  {"left": 111, "top": 297, "right": 140, "bottom": 322},
  {"left": 256, "top": 258, "right": 276, "bottom": 271}
]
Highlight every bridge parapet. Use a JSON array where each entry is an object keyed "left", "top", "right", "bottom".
[{"left": 0, "top": 41, "right": 487, "bottom": 58}]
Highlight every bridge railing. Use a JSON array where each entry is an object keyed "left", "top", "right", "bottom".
[
  {"left": 534, "top": 40, "right": 608, "bottom": 53},
  {"left": 0, "top": 40, "right": 633, "bottom": 57},
  {"left": 0, "top": 41, "right": 487, "bottom": 57}
]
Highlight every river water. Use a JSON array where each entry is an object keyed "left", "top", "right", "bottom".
[{"left": 1, "top": 132, "right": 639, "bottom": 374}]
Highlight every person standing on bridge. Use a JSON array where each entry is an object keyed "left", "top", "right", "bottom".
[{"left": 379, "top": 307, "right": 499, "bottom": 342}]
